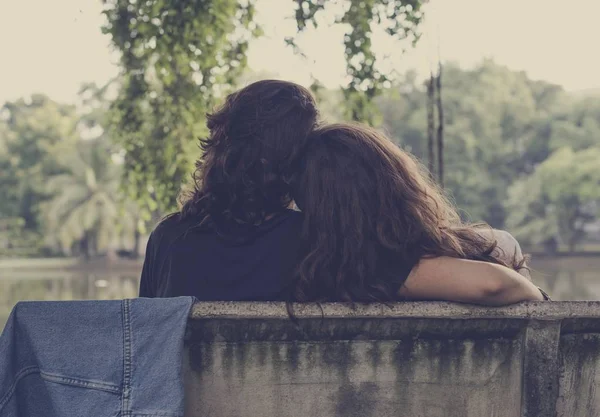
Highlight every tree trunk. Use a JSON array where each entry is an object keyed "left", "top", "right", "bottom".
[
  {"left": 435, "top": 63, "right": 444, "bottom": 189},
  {"left": 81, "top": 232, "right": 91, "bottom": 260},
  {"left": 566, "top": 206, "right": 583, "bottom": 253},
  {"left": 568, "top": 238, "right": 577, "bottom": 253},
  {"left": 132, "top": 225, "right": 141, "bottom": 259},
  {"left": 426, "top": 72, "right": 436, "bottom": 178},
  {"left": 543, "top": 237, "right": 558, "bottom": 255}
]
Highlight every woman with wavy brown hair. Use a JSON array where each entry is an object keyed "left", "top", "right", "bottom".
[
  {"left": 292, "top": 123, "right": 546, "bottom": 305},
  {"left": 139, "top": 80, "right": 318, "bottom": 300}
]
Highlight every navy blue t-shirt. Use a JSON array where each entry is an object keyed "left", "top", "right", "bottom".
[{"left": 139, "top": 210, "right": 303, "bottom": 300}]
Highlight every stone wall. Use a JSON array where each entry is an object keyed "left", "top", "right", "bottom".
[{"left": 184, "top": 302, "right": 600, "bottom": 417}]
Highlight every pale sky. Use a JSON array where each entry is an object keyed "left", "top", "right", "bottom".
[{"left": 1, "top": 0, "right": 599, "bottom": 105}]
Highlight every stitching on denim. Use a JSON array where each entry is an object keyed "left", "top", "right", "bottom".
[
  {"left": 0, "top": 365, "right": 39, "bottom": 410},
  {"left": 39, "top": 370, "right": 121, "bottom": 394},
  {"left": 131, "top": 414, "right": 183, "bottom": 417},
  {"left": 121, "top": 299, "right": 133, "bottom": 414},
  {"left": 131, "top": 414, "right": 184, "bottom": 417}
]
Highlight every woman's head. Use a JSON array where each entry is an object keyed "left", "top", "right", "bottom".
[
  {"left": 292, "top": 123, "right": 519, "bottom": 302},
  {"left": 181, "top": 80, "right": 318, "bottom": 229}
]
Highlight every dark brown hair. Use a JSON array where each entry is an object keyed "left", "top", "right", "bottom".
[
  {"left": 292, "top": 123, "right": 524, "bottom": 302},
  {"left": 180, "top": 80, "right": 318, "bottom": 233}
]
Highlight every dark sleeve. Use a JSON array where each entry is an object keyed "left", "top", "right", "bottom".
[
  {"left": 397, "top": 258, "right": 419, "bottom": 292},
  {"left": 537, "top": 286, "right": 552, "bottom": 301},
  {"left": 139, "top": 231, "right": 157, "bottom": 297}
]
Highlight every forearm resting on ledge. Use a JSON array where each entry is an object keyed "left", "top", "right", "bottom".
[{"left": 399, "top": 256, "right": 544, "bottom": 306}]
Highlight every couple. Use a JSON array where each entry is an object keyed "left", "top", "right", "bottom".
[{"left": 139, "top": 80, "right": 548, "bottom": 305}]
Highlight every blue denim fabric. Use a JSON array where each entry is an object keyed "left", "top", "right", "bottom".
[{"left": 0, "top": 297, "right": 194, "bottom": 417}]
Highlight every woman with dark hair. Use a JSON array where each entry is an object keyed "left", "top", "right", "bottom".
[
  {"left": 292, "top": 123, "right": 547, "bottom": 305},
  {"left": 139, "top": 80, "right": 318, "bottom": 300}
]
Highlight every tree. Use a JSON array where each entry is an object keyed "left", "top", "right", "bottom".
[
  {"left": 0, "top": 86, "right": 146, "bottom": 258},
  {"left": 506, "top": 147, "right": 600, "bottom": 252},
  {"left": 547, "top": 97, "right": 600, "bottom": 152},
  {"left": 41, "top": 138, "right": 136, "bottom": 258},
  {"left": 0, "top": 96, "right": 80, "bottom": 257},
  {"left": 0, "top": 96, "right": 79, "bottom": 226},
  {"left": 377, "top": 60, "right": 569, "bottom": 226},
  {"left": 102, "top": 0, "right": 261, "bottom": 212},
  {"left": 78, "top": 82, "right": 147, "bottom": 258},
  {"left": 426, "top": 72, "right": 435, "bottom": 176},
  {"left": 0, "top": 121, "right": 19, "bottom": 221},
  {"left": 435, "top": 63, "right": 444, "bottom": 188}
]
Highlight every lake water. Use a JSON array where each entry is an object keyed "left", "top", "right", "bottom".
[{"left": 2, "top": 256, "right": 600, "bottom": 328}]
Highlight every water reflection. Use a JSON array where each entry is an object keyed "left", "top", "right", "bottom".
[
  {"left": 1, "top": 256, "right": 599, "bottom": 329},
  {"left": 529, "top": 256, "right": 600, "bottom": 301},
  {"left": 0, "top": 272, "right": 139, "bottom": 328}
]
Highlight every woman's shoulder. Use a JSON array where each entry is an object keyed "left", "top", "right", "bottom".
[{"left": 479, "top": 228, "right": 522, "bottom": 255}]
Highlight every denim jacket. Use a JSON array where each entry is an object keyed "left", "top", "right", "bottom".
[{"left": 0, "top": 297, "right": 194, "bottom": 417}]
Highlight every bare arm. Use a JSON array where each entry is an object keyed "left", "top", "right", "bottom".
[{"left": 399, "top": 256, "right": 543, "bottom": 306}]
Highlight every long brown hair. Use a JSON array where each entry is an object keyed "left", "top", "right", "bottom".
[
  {"left": 292, "top": 123, "right": 524, "bottom": 302},
  {"left": 180, "top": 80, "right": 318, "bottom": 234}
]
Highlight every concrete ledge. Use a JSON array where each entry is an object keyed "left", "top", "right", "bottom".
[
  {"left": 184, "top": 302, "right": 600, "bottom": 417},
  {"left": 190, "top": 300, "right": 600, "bottom": 320}
]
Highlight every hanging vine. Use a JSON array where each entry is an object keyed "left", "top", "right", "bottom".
[{"left": 292, "top": 0, "right": 426, "bottom": 124}]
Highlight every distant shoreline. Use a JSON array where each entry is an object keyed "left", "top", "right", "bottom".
[
  {"left": 0, "top": 257, "right": 144, "bottom": 271},
  {"left": 2, "top": 251, "right": 600, "bottom": 270}
]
